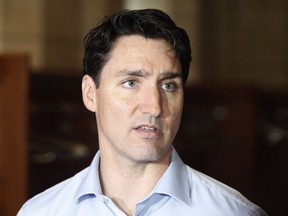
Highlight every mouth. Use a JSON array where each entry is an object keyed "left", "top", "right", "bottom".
[
  {"left": 139, "top": 126, "right": 158, "bottom": 131},
  {"left": 134, "top": 124, "right": 162, "bottom": 138}
]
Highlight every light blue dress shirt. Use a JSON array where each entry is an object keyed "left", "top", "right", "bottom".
[{"left": 17, "top": 148, "right": 268, "bottom": 216}]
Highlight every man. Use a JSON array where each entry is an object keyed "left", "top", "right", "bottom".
[{"left": 18, "top": 9, "right": 267, "bottom": 216}]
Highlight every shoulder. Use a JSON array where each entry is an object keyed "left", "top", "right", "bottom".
[
  {"left": 185, "top": 165, "right": 267, "bottom": 216},
  {"left": 17, "top": 167, "right": 89, "bottom": 216}
]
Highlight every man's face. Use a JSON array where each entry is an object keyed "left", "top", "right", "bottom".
[{"left": 83, "top": 35, "right": 183, "bottom": 163}]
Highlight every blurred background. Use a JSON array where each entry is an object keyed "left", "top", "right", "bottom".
[{"left": 0, "top": 0, "right": 287, "bottom": 215}]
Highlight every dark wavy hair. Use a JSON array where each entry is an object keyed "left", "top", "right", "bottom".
[{"left": 83, "top": 9, "right": 192, "bottom": 87}]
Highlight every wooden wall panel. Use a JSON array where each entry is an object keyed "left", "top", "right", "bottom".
[{"left": 0, "top": 54, "right": 28, "bottom": 216}]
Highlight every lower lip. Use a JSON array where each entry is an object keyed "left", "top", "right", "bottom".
[{"left": 134, "top": 128, "right": 162, "bottom": 139}]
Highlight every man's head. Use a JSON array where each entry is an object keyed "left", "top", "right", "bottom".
[
  {"left": 83, "top": 9, "right": 192, "bottom": 87},
  {"left": 82, "top": 9, "right": 192, "bottom": 163}
]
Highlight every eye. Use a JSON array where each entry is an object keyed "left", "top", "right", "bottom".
[
  {"left": 122, "top": 80, "right": 138, "bottom": 89},
  {"left": 162, "top": 82, "right": 176, "bottom": 92}
]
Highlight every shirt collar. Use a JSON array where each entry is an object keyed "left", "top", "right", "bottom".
[
  {"left": 153, "top": 147, "right": 191, "bottom": 206},
  {"left": 75, "top": 151, "right": 102, "bottom": 200},
  {"left": 75, "top": 147, "right": 191, "bottom": 206}
]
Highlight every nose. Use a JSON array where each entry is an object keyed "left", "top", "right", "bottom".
[{"left": 139, "top": 87, "right": 162, "bottom": 117}]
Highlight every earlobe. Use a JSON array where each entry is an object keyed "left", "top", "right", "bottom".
[{"left": 82, "top": 75, "right": 97, "bottom": 112}]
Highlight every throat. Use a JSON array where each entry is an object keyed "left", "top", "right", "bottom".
[{"left": 98, "top": 147, "right": 172, "bottom": 214}]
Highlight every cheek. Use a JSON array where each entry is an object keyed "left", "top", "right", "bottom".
[
  {"left": 168, "top": 99, "right": 183, "bottom": 130},
  {"left": 169, "top": 96, "right": 183, "bottom": 116},
  {"left": 98, "top": 92, "right": 133, "bottom": 121},
  {"left": 172, "top": 108, "right": 183, "bottom": 128}
]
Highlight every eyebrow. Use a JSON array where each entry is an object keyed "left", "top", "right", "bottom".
[
  {"left": 159, "top": 72, "right": 182, "bottom": 81},
  {"left": 126, "top": 70, "right": 149, "bottom": 77},
  {"left": 117, "top": 70, "right": 181, "bottom": 78},
  {"left": 116, "top": 70, "right": 148, "bottom": 78}
]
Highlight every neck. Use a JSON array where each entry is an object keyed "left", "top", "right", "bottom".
[{"left": 99, "top": 149, "right": 171, "bottom": 215}]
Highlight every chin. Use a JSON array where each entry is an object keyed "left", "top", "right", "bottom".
[{"left": 130, "top": 144, "right": 172, "bottom": 163}]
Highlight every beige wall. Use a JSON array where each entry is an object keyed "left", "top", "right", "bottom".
[
  {"left": 0, "top": 0, "right": 4, "bottom": 51},
  {"left": 199, "top": 0, "right": 288, "bottom": 88},
  {"left": 0, "top": 0, "right": 122, "bottom": 72},
  {"left": 0, "top": 0, "right": 45, "bottom": 69}
]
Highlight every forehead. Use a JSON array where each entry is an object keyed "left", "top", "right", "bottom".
[
  {"left": 103, "top": 35, "right": 180, "bottom": 73},
  {"left": 112, "top": 35, "right": 173, "bottom": 52}
]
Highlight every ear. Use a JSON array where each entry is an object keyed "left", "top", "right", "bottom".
[{"left": 82, "top": 75, "right": 97, "bottom": 112}]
